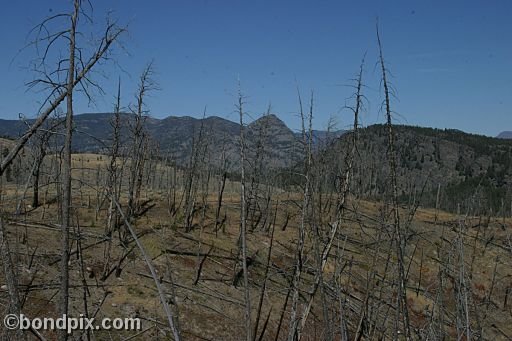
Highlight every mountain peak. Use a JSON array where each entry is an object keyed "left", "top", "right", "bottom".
[{"left": 249, "top": 113, "right": 287, "bottom": 128}]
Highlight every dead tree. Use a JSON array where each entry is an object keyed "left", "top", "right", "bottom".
[
  {"left": 0, "top": 9, "right": 124, "bottom": 178},
  {"left": 253, "top": 204, "right": 277, "bottom": 340},
  {"left": 214, "top": 135, "right": 228, "bottom": 235},
  {"left": 288, "top": 89, "right": 314, "bottom": 341},
  {"left": 377, "top": 22, "right": 411, "bottom": 339},
  {"left": 166, "top": 155, "right": 180, "bottom": 218},
  {"left": 31, "top": 120, "right": 58, "bottom": 208},
  {"left": 102, "top": 78, "right": 123, "bottom": 278},
  {"left": 113, "top": 200, "right": 181, "bottom": 340},
  {"left": 59, "top": 3, "right": 80, "bottom": 339},
  {"left": 247, "top": 105, "right": 272, "bottom": 231},
  {"left": 0, "top": 218, "right": 25, "bottom": 340},
  {"left": 183, "top": 110, "right": 208, "bottom": 232},
  {"left": 4, "top": 3, "right": 126, "bottom": 339},
  {"left": 236, "top": 82, "right": 253, "bottom": 341},
  {"left": 127, "top": 63, "right": 156, "bottom": 224},
  {"left": 295, "top": 57, "right": 365, "bottom": 340}
]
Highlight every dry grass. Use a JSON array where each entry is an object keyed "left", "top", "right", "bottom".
[{"left": 0, "top": 153, "right": 511, "bottom": 340}]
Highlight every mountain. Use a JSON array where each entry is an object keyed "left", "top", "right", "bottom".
[
  {"left": 2, "top": 113, "right": 511, "bottom": 213},
  {"left": 0, "top": 113, "right": 304, "bottom": 169},
  {"left": 327, "top": 125, "right": 512, "bottom": 213},
  {"left": 497, "top": 131, "right": 512, "bottom": 139}
]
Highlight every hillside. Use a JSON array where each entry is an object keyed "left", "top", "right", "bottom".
[
  {"left": 2, "top": 122, "right": 512, "bottom": 339},
  {"left": 2, "top": 114, "right": 512, "bottom": 214},
  {"left": 328, "top": 125, "right": 512, "bottom": 213},
  {"left": 1, "top": 153, "right": 511, "bottom": 340},
  {"left": 0, "top": 137, "right": 14, "bottom": 148}
]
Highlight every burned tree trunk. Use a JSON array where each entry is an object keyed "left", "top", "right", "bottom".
[
  {"left": 237, "top": 82, "right": 253, "bottom": 341},
  {"left": 288, "top": 89, "right": 314, "bottom": 341},
  {"left": 377, "top": 23, "right": 411, "bottom": 339},
  {"left": 127, "top": 63, "right": 156, "bottom": 225},
  {"left": 0, "top": 218, "right": 25, "bottom": 340},
  {"left": 103, "top": 79, "right": 123, "bottom": 278},
  {"left": 59, "top": 3, "right": 79, "bottom": 340}
]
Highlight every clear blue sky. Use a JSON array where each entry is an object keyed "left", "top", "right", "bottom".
[{"left": 0, "top": 0, "right": 511, "bottom": 136}]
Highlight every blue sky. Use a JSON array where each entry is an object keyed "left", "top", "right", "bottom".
[{"left": 0, "top": 0, "right": 511, "bottom": 136}]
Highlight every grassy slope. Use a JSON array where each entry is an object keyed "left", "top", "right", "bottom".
[{"left": 0, "top": 153, "right": 511, "bottom": 340}]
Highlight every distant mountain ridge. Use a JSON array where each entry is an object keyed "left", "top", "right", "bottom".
[
  {"left": 0, "top": 113, "right": 319, "bottom": 168},
  {"left": 497, "top": 131, "right": 512, "bottom": 139},
  {"left": 2, "top": 113, "right": 511, "bottom": 213}
]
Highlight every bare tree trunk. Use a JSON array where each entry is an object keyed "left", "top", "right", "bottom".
[
  {"left": 296, "top": 57, "right": 365, "bottom": 339},
  {"left": 215, "top": 171, "right": 227, "bottom": 234},
  {"left": 237, "top": 82, "right": 253, "bottom": 341},
  {"left": 113, "top": 200, "right": 181, "bottom": 340},
  {"left": 103, "top": 78, "right": 122, "bottom": 278},
  {"left": 377, "top": 23, "right": 411, "bottom": 339},
  {"left": 184, "top": 110, "right": 207, "bottom": 232},
  {"left": 31, "top": 121, "right": 56, "bottom": 209},
  {"left": 253, "top": 205, "right": 276, "bottom": 340},
  {"left": 59, "top": 2, "right": 78, "bottom": 340},
  {"left": 0, "top": 218, "right": 25, "bottom": 340},
  {"left": 0, "top": 19, "right": 124, "bottom": 177},
  {"left": 32, "top": 148, "right": 46, "bottom": 208},
  {"left": 214, "top": 134, "right": 228, "bottom": 236},
  {"left": 288, "top": 89, "right": 313, "bottom": 341},
  {"left": 127, "top": 63, "right": 155, "bottom": 225}
]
